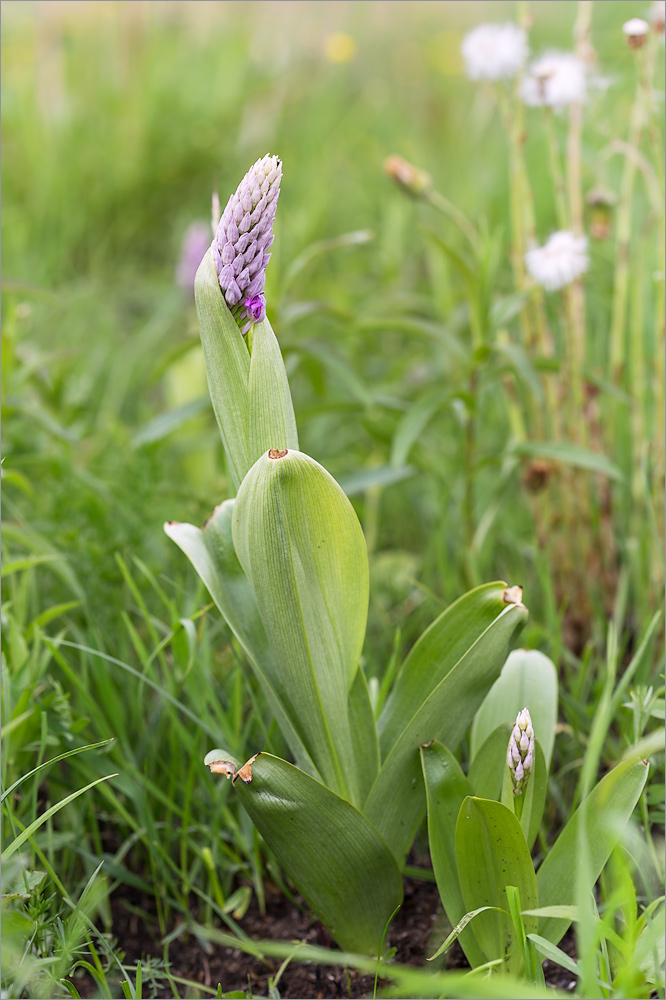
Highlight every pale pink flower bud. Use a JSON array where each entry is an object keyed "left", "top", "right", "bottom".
[{"left": 212, "top": 154, "right": 281, "bottom": 334}]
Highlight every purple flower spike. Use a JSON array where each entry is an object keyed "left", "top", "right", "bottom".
[{"left": 212, "top": 154, "right": 281, "bottom": 334}]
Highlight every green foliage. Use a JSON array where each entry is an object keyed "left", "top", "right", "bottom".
[{"left": 1, "top": 0, "right": 664, "bottom": 994}]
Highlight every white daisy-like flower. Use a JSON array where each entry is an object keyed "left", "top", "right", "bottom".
[
  {"left": 623, "top": 18, "right": 650, "bottom": 47},
  {"left": 525, "top": 231, "right": 589, "bottom": 291},
  {"left": 521, "top": 51, "right": 587, "bottom": 109},
  {"left": 461, "top": 23, "right": 528, "bottom": 81}
]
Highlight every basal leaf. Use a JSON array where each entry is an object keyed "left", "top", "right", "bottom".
[
  {"left": 365, "top": 587, "right": 528, "bottom": 864},
  {"left": 455, "top": 797, "right": 538, "bottom": 974},
  {"left": 232, "top": 449, "right": 369, "bottom": 805},
  {"left": 234, "top": 752, "right": 403, "bottom": 957},
  {"left": 420, "top": 742, "right": 486, "bottom": 968},
  {"left": 468, "top": 723, "right": 512, "bottom": 801},
  {"left": 471, "top": 649, "right": 558, "bottom": 769},
  {"left": 165, "top": 503, "right": 319, "bottom": 778}
]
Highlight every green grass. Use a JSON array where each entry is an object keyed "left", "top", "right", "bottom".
[{"left": 2, "top": 1, "right": 664, "bottom": 997}]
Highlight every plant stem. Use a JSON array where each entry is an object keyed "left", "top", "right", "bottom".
[{"left": 565, "top": 0, "right": 593, "bottom": 445}]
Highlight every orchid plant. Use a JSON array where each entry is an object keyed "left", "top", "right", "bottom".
[
  {"left": 165, "top": 156, "right": 529, "bottom": 956},
  {"left": 424, "top": 650, "right": 650, "bottom": 978}
]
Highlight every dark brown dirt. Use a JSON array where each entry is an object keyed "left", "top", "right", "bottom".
[{"left": 74, "top": 875, "right": 578, "bottom": 999}]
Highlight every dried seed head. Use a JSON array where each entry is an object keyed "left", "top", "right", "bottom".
[
  {"left": 384, "top": 155, "right": 432, "bottom": 199},
  {"left": 623, "top": 18, "right": 650, "bottom": 48},
  {"left": 212, "top": 154, "right": 282, "bottom": 334},
  {"left": 507, "top": 707, "right": 535, "bottom": 795}
]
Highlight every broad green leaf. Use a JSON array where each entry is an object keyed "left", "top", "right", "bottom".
[
  {"left": 390, "top": 387, "right": 449, "bottom": 468},
  {"left": 420, "top": 742, "right": 486, "bottom": 968},
  {"left": 234, "top": 753, "right": 403, "bottom": 957},
  {"left": 232, "top": 449, "right": 369, "bottom": 804},
  {"left": 471, "top": 649, "right": 558, "bottom": 769},
  {"left": 165, "top": 503, "right": 319, "bottom": 778},
  {"left": 194, "top": 248, "right": 251, "bottom": 489},
  {"left": 537, "top": 757, "right": 649, "bottom": 945},
  {"left": 348, "top": 668, "right": 380, "bottom": 804},
  {"left": 247, "top": 316, "right": 298, "bottom": 461},
  {"left": 468, "top": 723, "right": 512, "bottom": 801},
  {"left": 365, "top": 585, "right": 528, "bottom": 863},
  {"left": 379, "top": 584, "right": 523, "bottom": 757},
  {"left": 510, "top": 441, "right": 623, "bottom": 482},
  {"left": 455, "top": 797, "right": 538, "bottom": 973}
]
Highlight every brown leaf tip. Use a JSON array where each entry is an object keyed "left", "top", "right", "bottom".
[
  {"left": 207, "top": 759, "right": 236, "bottom": 779},
  {"left": 233, "top": 753, "right": 260, "bottom": 785},
  {"left": 503, "top": 584, "right": 525, "bottom": 607},
  {"left": 268, "top": 449, "right": 288, "bottom": 460}
]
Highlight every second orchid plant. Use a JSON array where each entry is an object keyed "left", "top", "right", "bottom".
[{"left": 165, "top": 157, "right": 648, "bottom": 962}]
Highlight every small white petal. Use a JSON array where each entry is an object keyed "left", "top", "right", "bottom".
[
  {"left": 623, "top": 18, "right": 650, "bottom": 36},
  {"left": 525, "top": 231, "right": 589, "bottom": 291},
  {"left": 461, "top": 23, "right": 528, "bottom": 82},
  {"left": 521, "top": 51, "right": 587, "bottom": 108}
]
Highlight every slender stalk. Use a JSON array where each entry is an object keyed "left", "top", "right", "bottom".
[
  {"left": 565, "top": 0, "right": 593, "bottom": 444},
  {"left": 609, "top": 68, "right": 645, "bottom": 384},
  {"left": 544, "top": 109, "right": 568, "bottom": 231}
]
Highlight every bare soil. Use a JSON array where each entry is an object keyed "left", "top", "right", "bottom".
[{"left": 75, "top": 874, "right": 578, "bottom": 999}]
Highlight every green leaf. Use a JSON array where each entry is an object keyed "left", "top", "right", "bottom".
[
  {"left": 194, "top": 248, "right": 251, "bottom": 490},
  {"left": 165, "top": 503, "right": 319, "bottom": 778},
  {"left": 471, "top": 649, "right": 558, "bottom": 769},
  {"left": 364, "top": 584, "right": 528, "bottom": 863},
  {"left": 348, "top": 669, "right": 380, "bottom": 804},
  {"left": 527, "top": 934, "right": 580, "bottom": 978},
  {"left": 247, "top": 316, "right": 298, "bottom": 460},
  {"left": 537, "top": 757, "right": 649, "bottom": 945},
  {"left": 232, "top": 449, "right": 369, "bottom": 805},
  {"left": 390, "top": 388, "right": 449, "bottom": 468},
  {"left": 2, "top": 774, "right": 118, "bottom": 860},
  {"left": 510, "top": 441, "right": 624, "bottom": 483},
  {"left": 1, "top": 868, "right": 47, "bottom": 900},
  {"left": 234, "top": 753, "right": 403, "bottom": 956},
  {"left": 420, "top": 742, "right": 487, "bottom": 968},
  {"left": 455, "top": 797, "right": 538, "bottom": 973},
  {"left": 338, "top": 464, "right": 416, "bottom": 497},
  {"left": 468, "top": 723, "right": 512, "bottom": 801}
]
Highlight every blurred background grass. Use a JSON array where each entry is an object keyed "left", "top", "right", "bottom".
[{"left": 2, "top": 2, "right": 664, "bottom": 997}]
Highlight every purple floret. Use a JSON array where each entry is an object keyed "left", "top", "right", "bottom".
[{"left": 212, "top": 154, "right": 281, "bottom": 333}]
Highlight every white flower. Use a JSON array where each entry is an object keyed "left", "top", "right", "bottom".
[
  {"left": 525, "top": 231, "right": 589, "bottom": 291},
  {"left": 461, "top": 23, "right": 528, "bottom": 81},
  {"left": 521, "top": 51, "right": 587, "bottom": 109},
  {"left": 623, "top": 17, "right": 650, "bottom": 37}
]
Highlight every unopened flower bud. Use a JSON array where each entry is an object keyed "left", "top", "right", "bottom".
[
  {"left": 507, "top": 707, "right": 535, "bottom": 796},
  {"left": 623, "top": 18, "right": 650, "bottom": 48},
  {"left": 384, "top": 155, "right": 432, "bottom": 199},
  {"left": 212, "top": 154, "right": 281, "bottom": 334}
]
